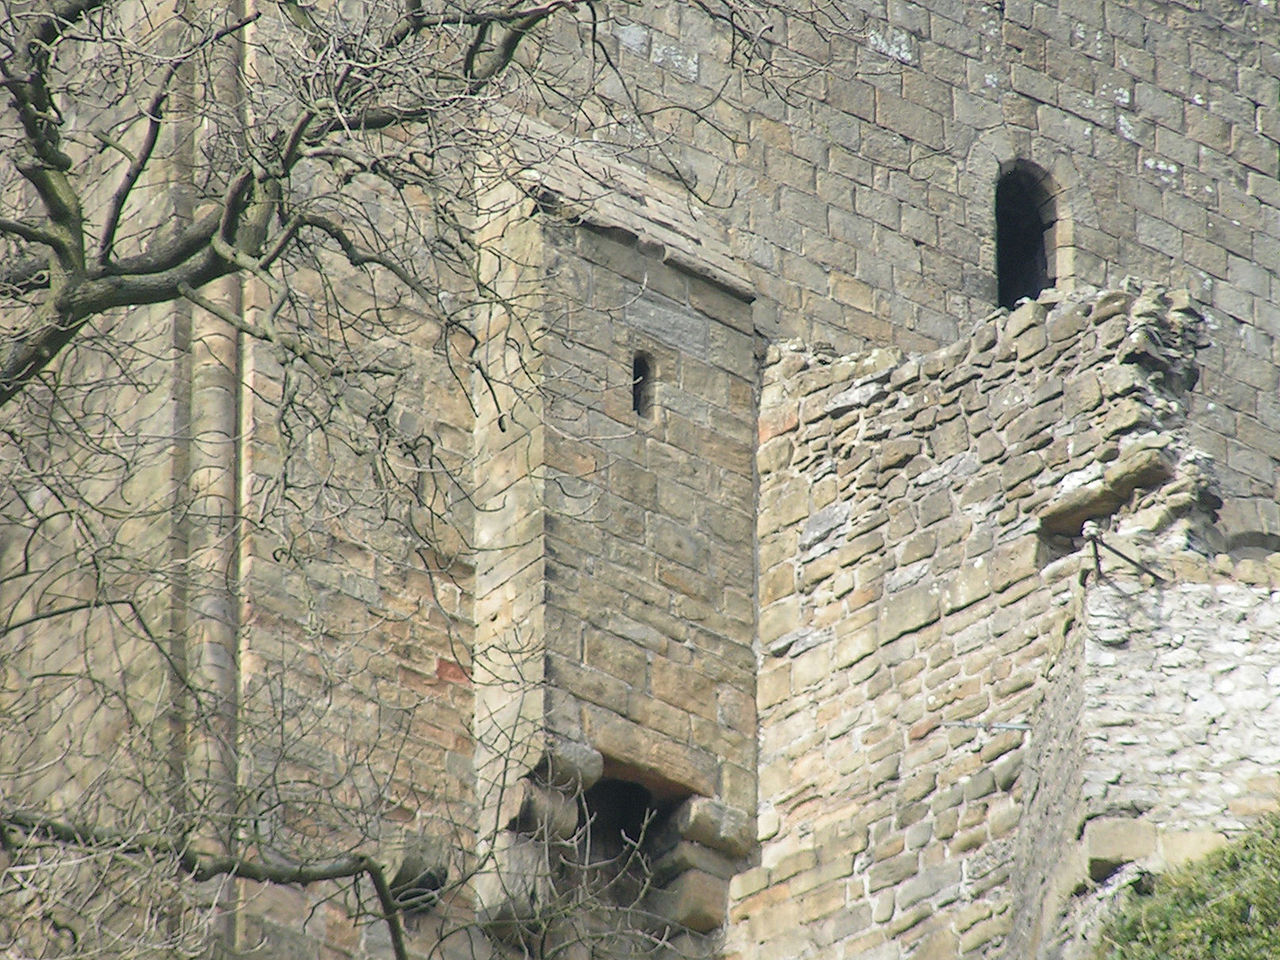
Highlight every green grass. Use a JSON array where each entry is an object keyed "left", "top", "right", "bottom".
[{"left": 1095, "top": 816, "right": 1280, "bottom": 960}]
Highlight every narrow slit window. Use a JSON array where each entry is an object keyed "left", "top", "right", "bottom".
[
  {"left": 632, "top": 352, "right": 654, "bottom": 418},
  {"left": 996, "top": 163, "right": 1055, "bottom": 310}
]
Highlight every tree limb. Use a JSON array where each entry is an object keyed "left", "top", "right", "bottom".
[
  {"left": 109, "top": 211, "right": 222, "bottom": 278},
  {"left": 384, "top": 0, "right": 579, "bottom": 51},
  {"left": 1, "top": 599, "right": 150, "bottom": 637},
  {"left": 0, "top": 256, "right": 49, "bottom": 295},
  {"left": 0, "top": 0, "right": 580, "bottom": 410},
  {"left": 4, "top": 809, "right": 409, "bottom": 960},
  {"left": 94, "top": 88, "right": 169, "bottom": 267},
  {"left": 295, "top": 212, "right": 437, "bottom": 304},
  {"left": 0, "top": 216, "right": 61, "bottom": 249},
  {"left": 178, "top": 281, "right": 337, "bottom": 382},
  {"left": 464, "top": 1, "right": 578, "bottom": 89},
  {"left": 0, "top": 241, "right": 228, "bottom": 407},
  {"left": 0, "top": 0, "right": 119, "bottom": 276},
  {"left": 0, "top": 118, "right": 286, "bottom": 405},
  {"left": 94, "top": 13, "right": 260, "bottom": 267}
]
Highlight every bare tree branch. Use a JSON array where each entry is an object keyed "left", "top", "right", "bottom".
[
  {"left": 0, "top": 1, "right": 843, "bottom": 956},
  {"left": 0, "top": 255, "right": 48, "bottom": 294},
  {"left": 95, "top": 13, "right": 262, "bottom": 268},
  {"left": 3, "top": 810, "right": 410, "bottom": 960},
  {"left": 0, "top": 214, "right": 60, "bottom": 247}
]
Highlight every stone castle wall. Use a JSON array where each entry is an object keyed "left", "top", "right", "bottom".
[
  {"left": 537, "top": 223, "right": 758, "bottom": 811},
  {"left": 594, "top": 0, "right": 1280, "bottom": 545},
  {"left": 5, "top": 1, "right": 1279, "bottom": 958},
  {"left": 596, "top": 0, "right": 1278, "bottom": 353},
  {"left": 181, "top": 0, "right": 1280, "bottom": 954},
  {"left": 735, "top": 284, "right": 1280, "bottom": 960},
  {"left": 1012, "top": 571, "right": 1280, "bottom": 960}
]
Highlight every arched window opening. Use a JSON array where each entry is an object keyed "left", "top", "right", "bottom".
[
  {"left": 632, "top": 352, "right": 654, "bottom": 418},
  {"left": 996, "top": 163, "right": 1056, "bottom": 310}
]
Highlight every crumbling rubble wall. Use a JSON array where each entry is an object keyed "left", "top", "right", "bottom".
[
  {"left": 733, "top": 285, "right": 1280, "bottom": 960},
  {"left": 1018, "top": 568, "right": 1280, "bottom": 960}
]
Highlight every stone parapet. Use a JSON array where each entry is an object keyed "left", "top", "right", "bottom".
[{"left": 735, "top": 284, "right": 1280, "bottom": 960}]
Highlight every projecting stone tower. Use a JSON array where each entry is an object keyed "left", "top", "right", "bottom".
[{"left": 468, "top": 169, "right": 761, "bottom": 945}]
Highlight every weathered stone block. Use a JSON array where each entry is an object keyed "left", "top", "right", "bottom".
[
  {"left": 759, "top": 405, "right": 799, "bottom": 443},
  {"left": 944, "top": 558, "right": 991, "bottom": 613},
  {"left": 868, "top": 852, "right": 919, "bottom": 892},
  {"left": 989, "top": 538, "right": 1042, "bottom": 592},
  {"left": 653, "top": 840, "right": 740, "bottom": 883},
  {"left": 649, "top": 869, "right": 729, "bottom": 933},
  {"left": 1158, "top": 829, "right": 1229, "bottom": 867},
  {"left": 880, "top": 582, "right": 941, "bottom": 642},
  {"left": 1101, "top": 397, "right": 1151, "bottom": 437},
  {"left": 1015, "top": 325, "right": 1049, "bottom": 361},
  {"left": 1006, "top": 402, "right": 1060, "bottom": 445},
  {"left": 1000, "top": 450, "right": 1043, "bottom": 488},
  {"left": 1046, "top": 301, "right": 1090, "bottom": 342},
  {"left": 1037, "top": 442, "right": 1175, "bottom": 535},
  {"left": 1090, "top": 291, "right": 1134, "bottom": 323},
  {"left": 1006, "top": 300, "right": 1049, "bottom": 339},
  {"left": 476, "top": 833, "right": 558, "bottom": 935},
  {"left": 539, "top": 737, "right": 604, "bottom": 791},
  {"left": 880, "top": 437, "right": 924, "bottom": 471},
  {"left": 672, "top": 796, "right": 754, "bottom": 858},
  {"left": 1100, "top": 364, "right": 1147, "bottom": 397},
  {"left": 1085, "top": 817, "right": 1157, "bottom": 877},
  {"left": 759, "top": 596, "right": 800, "bottom": 646},
  {"left": 958, "top": 912, "right": 1012, "bottom": 954},
  {"left": 896, "top": 861, "right": 962, "bottom": 911}
]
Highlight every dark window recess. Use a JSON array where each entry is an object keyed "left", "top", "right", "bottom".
[
  {"left": 579, "top": 778, "right": 659, "bottom": 907},
  {"left": 996, "top": 166, "right": 1053, "bottom": 310},
  {"left": 632, "top": 352, "right": 654, "bottom": 417},
  {"left": 581, "top": 778, "right": 655, "bottom": 865}
]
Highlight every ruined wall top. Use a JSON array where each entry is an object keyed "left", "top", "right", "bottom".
[{"left": 734, "top": 281, "right": 1280, "bottom": 960}]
